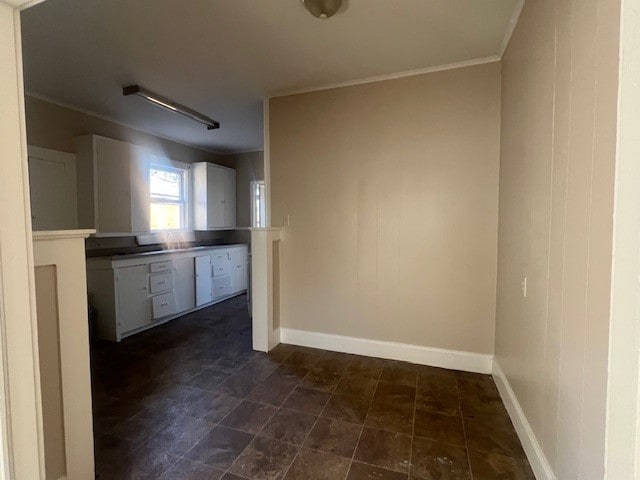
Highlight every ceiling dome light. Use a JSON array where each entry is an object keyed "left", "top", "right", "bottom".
[{"left": 302, "top": 0, "right": 343, "bottom": 19}]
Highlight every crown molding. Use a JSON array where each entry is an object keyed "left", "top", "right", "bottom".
[
  {"left": 268, "top": 55, "right": 501, "bottom": 98},
  {"left": 500, "top": 0, "right": 526, "bottom": 56}
]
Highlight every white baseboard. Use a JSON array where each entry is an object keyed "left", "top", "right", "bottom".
[
  {"left": 279, "top": 328, "right": 493, "bottom": 374},
  {"left": 492, "top": 360, "right": 556, "bottom": 480}
]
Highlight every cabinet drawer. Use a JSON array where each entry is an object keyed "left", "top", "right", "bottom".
[
  {"left": 212, "top": 251, "right": 231, "bottom": 277},
  {"left": 152, "top": 292, "right": 176, "bottom": 319},
  {"left": 149, "top": 273, "right": 174, "bottom": 293},
  {"left": 150, "top": 260, "right": 173, "bottom": 273},
  {"left": 212, "top": 275, "right": 231, "bottom": 299}
]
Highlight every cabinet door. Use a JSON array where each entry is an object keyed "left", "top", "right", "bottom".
[
  {"left": 96, "top": 137, "right": 133, "bottom": 233},
  {"left": 222, "top": 168, "right": 236, "bottom": 228},
  {"left": 116, "top": 265, "right": 152, "bottom": 333},
  {"left": 230, "top": 249, "right": 248, "bottom": 293},
  {"left": 28, "top": 147, "right": 78, "bottom": 230},
  {"left": 207, "top": 165, "right": 226, "bottom": 228},
  {"left": 195, "top": 255, "right": 213, "bottom": 306},
  {"left": 174, "top": 258, "right": 196, "bottom": 312}
]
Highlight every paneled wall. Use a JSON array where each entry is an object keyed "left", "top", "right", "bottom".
[
  {"left": 495, "top": 0, "right": 620, "bottom": 477},
  {"left": 270, "top": 62, "right": 501, "bottom": 354}
]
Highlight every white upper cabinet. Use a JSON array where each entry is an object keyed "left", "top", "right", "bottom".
[
  {"left": 75, "top": 135, "right": 149, "bottom": 235},
  {"left": 193, "top": 162, "right": 236, "bottom": 229},
  {"left": 27, "top": 146, "right": 78, "bottom": 231}
]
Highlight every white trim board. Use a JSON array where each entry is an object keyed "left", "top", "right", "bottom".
[
  {"left": 492, "top": 360, "right": 556, "bottom": 480},
  {"left": 279, "top": 328, "right": 493, "bottom": 374},
  {"left": 500, "top": 0, "right": 526, "bottom": 56},
  {"left": 269, "top": 56, "right": 501, "bottom": 98}
]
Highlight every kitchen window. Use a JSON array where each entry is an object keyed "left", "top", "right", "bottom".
[
  {"left": 250, "top": 180, "right": 266, "bottom": 228},
  {"left": 149, "top": 164, "right": 189, "bottom": 231}
]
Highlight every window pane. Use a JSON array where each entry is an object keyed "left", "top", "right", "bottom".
[
  {"left": 150, "top": 168, "right": 181, "bottom": 199},
  {"left": 150, "top": 203, "right": 181, "bottom": 230}
]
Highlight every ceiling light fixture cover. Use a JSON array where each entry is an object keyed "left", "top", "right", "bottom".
[
  {"left": 302, "top": 0, "right": 342, "bottom": 19},
  {"left": 122, "top": 85, "right": 220, "bottom": 130}
]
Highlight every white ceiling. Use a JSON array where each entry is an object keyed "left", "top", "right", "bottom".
[{"left": 20, "top": 0, "right": 520, "bottom": 154}]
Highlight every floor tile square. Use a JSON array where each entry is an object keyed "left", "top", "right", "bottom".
[
  {"left": 159, "top": 458, "right": 224, "bottom": 480},
  {"left": 304, "top": 417, "right": 362, "bottom": 457},
  {"left": 353, "top": 427, "right": 412, "bottom": 473},
  {"left": 464, "top": 416, "right": 527, "bottom": 459},
  {"left": 335, "top": 374, "right": 377, "bottom": 400},
  {"left": 221, "top": 400, "right": 278, "bottom": 434},
  {"left": 322, "top": 394, "right": 371, "bottom": 424},
  {"left": 145, "top": 413, "right": 215, "bottom": 455},
  {"left": 413, "top": 409, "right": 466, "bottom": 447},
  {"left": 468, "top": 451, "right": 536, "bottom": 480},
  {"left": 215, "top": 374, "right": 263, "bottom": 398},
  {"left": 284, "top": 447, "right": 350, "bottom": 480},
  {"left": 230, "top": 435, "right": 299, "bottom": 480},
  {"left": 347, "top": 461, "right": 408, "bottom": 480},
  {"left": 184, "top": 426, "right": 254, "bottom": 470},
  {"left": 282, "top": 386, "right": 331, "bottom": 415},
  {"left": 262, "top": 408, "right": 317, "bottom": 445},
  {"left": 410, "top": 437, "right": 471, "bottom": 480}
]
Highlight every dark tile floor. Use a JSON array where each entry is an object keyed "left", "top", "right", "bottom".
[{"left": 91, "top": 295, "right": 535, "bottom": 480}]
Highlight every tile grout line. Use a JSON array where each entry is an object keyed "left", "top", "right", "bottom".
[
  {"left": 409, "top": 372, "right": 418, "bottom": 478},
  {"left": 279, "top": 352, "right": 352, "bottom": 480},
  {"left": 342, "top": 365, "right": 384, "bottom": 480},
  {"left": 218, "top": 348, "right": 301, "bottom": 478},
  {"left": 457, "top": 377, "right": 474, "bottom": 480}
]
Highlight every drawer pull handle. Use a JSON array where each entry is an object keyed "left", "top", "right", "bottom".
[
  {"left": 158, "top": 281, "right": 166, "bottom": 284},
  {"left": 160, "top": 302, "right": 168, "bottom": 307}
]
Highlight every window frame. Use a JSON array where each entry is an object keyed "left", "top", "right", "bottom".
[
  {"left": 147, "top": 160, "right": 191, "bottom": 232},
  {"left": 250, "top": 180, "right": 266, "bottom": 228}
]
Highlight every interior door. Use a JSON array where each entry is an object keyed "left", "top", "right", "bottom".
[
  {"left": 116, "top": 265, "right": 152, "bottom": 333},
  {"left": 174, "top": 257, "right": 196, "bottom": 312},
  {"left": 195, "top": 255, "right": 213, "bottom": 306},
  {"left": 28, "top": 147, "right": 78, "bottom": 230}
]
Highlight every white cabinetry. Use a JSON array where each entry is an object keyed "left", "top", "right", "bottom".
[
  {"left": 193, "top": 162, "right": 236, "bottom": 229},
  {"left": 174, "top": 258, "right": 196, "bottom": 312},
  {"left": 195, "top": 255, "right": 213, "bottom": 306},
  {"left": 230, "top": 247, "right": 249, "bottom": 293},
  {"left": 27, "top": 146, "right": 78, "bottom": 231},
  {"left": 115, "top": 265, "right": 152, "bottom": 333},
  {"left": 87, "top": 244, "right": 249, "bottom": 341},
  {"left": 75, "top": 135, "right": 149, "bottom": 234}
]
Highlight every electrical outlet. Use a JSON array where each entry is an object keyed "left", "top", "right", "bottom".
[{"left": 521, "top": 276, "right": 528, "bottom": 298}]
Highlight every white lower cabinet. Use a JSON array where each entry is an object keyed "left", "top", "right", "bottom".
[
  {"left": 87, "top": 244, "right": 249, "bottom": 342},
  {"left": 195, "top": 255, "right": 213, "bottom": 306},
  {"left": 174, "top": 257, "right": 196, "bottom": 312},
  {"left": 116, "top": 265, "right": 152, "bottom": 333},
  {"left": 152, "top": 292, "right": 176, "bottom": 319}
]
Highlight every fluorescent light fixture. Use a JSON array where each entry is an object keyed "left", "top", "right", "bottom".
[{"left": 123, "top": 85, "right": 220, "bottom": 130}]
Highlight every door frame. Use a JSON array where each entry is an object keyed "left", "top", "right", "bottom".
[{"left": 0, "top": 1, "right": 48, "bottom": 479}]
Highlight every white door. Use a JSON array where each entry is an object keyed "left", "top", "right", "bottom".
[
  {"left": 195, "top": 255, "right": 213, "bottom": 306},
  {"left": 116, "top": 265, "right": 152, "bottom": 333},
  {"left": 174, "top": 257, "right": 196, "bottom": 312},
  {"left": 27, "top": 146, "right": 78, "bottom": 230},
  {"left": 222, "top": 168, "right": 236, "bottom": 228}
]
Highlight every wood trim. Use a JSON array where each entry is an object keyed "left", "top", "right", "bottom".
[
  {"left": 33, "top": 235, "right": 95, "bottom": 479},
  {"left": 280, "top": 328, "right": 494, "bottom": 374},
  {"left": 493, "top": 360, "right": 556, "bottom": 480},
  {"left": 500, "top": 0, "right": 526, "bottom": 56},
  {"left": 268, "top": 56, "right": 501, "bottom": 98}
]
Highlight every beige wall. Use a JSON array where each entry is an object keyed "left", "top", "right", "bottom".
[
  {"left": 221, "top": 151, "right": 264, "bottom": 227},
  {"left": 270, "top": 62, "right": 501, "bottom": 354},
  {"left": 24, "top": 95, "right": 230, "bottom": 167},
  {"left": 495, "top": 0, "right": 620, "bottom": 478}
]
